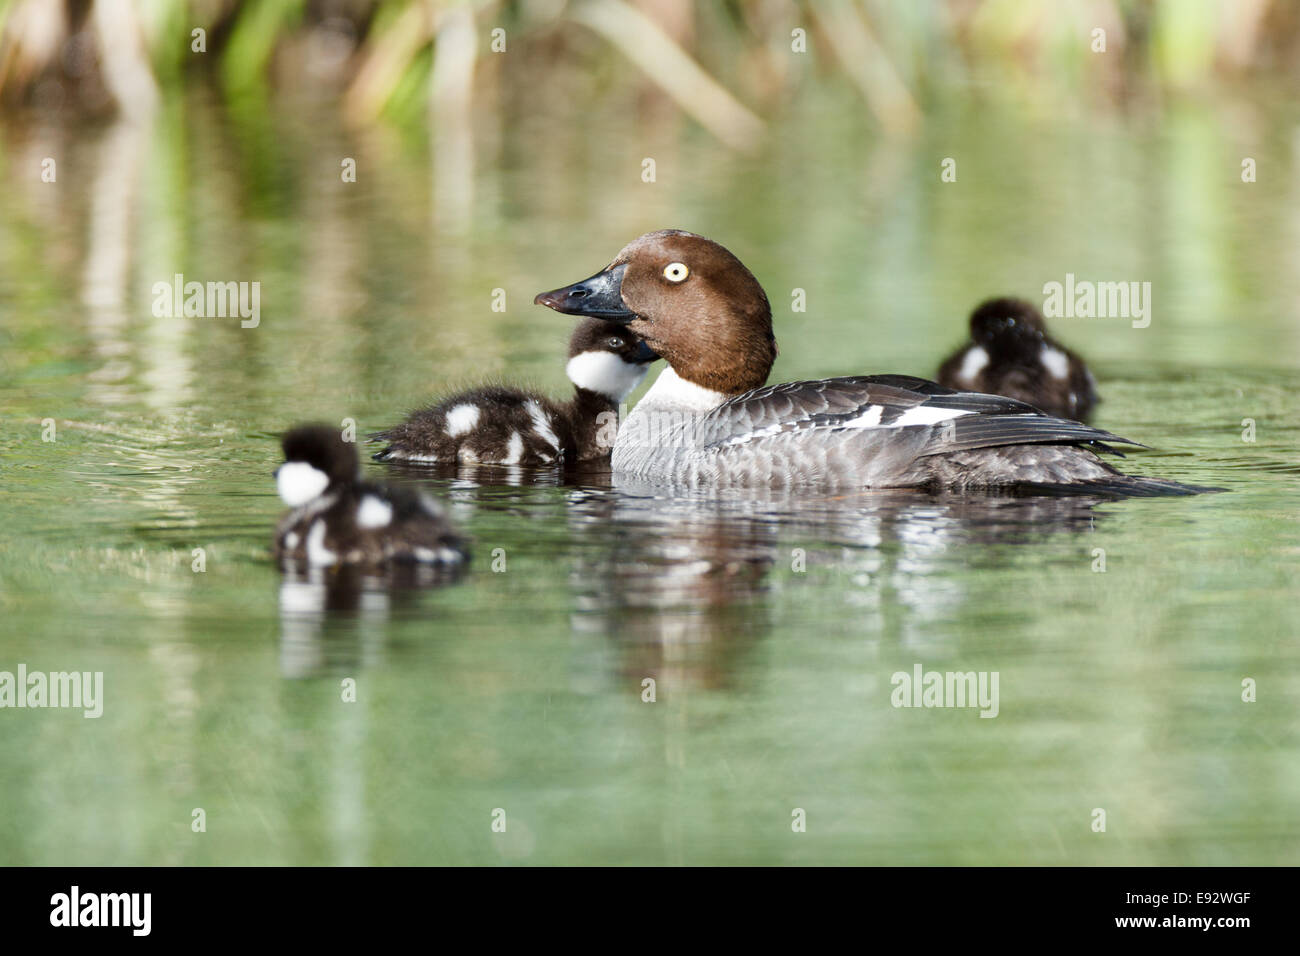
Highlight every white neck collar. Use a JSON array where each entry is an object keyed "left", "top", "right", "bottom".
[{"left": 634, "top": 366, "right": 729, "bottom": 413}]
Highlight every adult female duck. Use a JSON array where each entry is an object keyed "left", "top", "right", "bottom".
[{"left": 535, "top": 230, "right": 1216, "bottom": 495}]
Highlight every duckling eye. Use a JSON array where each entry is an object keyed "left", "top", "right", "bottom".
[{"left": 662, "top": 262, "right": 689, "bottom": 283}]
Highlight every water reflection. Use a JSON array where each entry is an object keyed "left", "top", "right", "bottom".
[
  {"left": 564, "top": 482, "right": 1112, "bottom": 677},
  {"left": 82, "top": 116, "right": 160, "bottom": 406},
  {"left": 278, "top": 456, "right": 1118, "bottom": 689},
  {"left": 278, "top": 563, "right": 464, "bottom": 678},
  {"left": 568, "top": 486, "right": 775, "bottom": 691},
  {"left": 328, "top": 464, "right": 1114, "bottom": 690}
]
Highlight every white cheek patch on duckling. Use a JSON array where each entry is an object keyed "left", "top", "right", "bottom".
[
  {"left": 277, "top": 462, "right": 330, "bottom": 507},
  {"left": 445, "top": 404, "right": 481, "bottom": 437},
  {"left": 357, "top": 495, "right": 393, "bottom": 529},
  {"left": 1040, "top": 346, "right": 1069, "bottom": 380},
  {"left": 958, "top": 346, "right": 989, "bottom": 383},
  {"left": 525, "top": 399, "right": 560, "bottom": 453},
  {"left": 567, "top": 351, "right": 649, "bottom": 401},
  {"left": 305, "top": 520, "right": 337, "bottom": 566}
]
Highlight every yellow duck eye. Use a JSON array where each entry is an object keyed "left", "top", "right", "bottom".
[{"left": 662, "top": 262, "right": 689, "bottom": 283}]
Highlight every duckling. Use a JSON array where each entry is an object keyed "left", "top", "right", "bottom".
[
  {"left": 274, "top": 424, "right": 468, "bottom": 568},
  {"left": 371, "top": 318, "right": 657, "bottom": 465},
  {"left": 937, "top": 297, "right": 1099, "bottom": 421}
]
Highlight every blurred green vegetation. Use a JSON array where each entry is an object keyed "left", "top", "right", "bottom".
[{"left": 0, "top": 1, "right": 1298, "bottom": 141}]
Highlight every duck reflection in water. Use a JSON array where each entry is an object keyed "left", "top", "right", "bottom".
[
  {"left": 278, "top": 563, "right": 464, "bottom": 679},
  {"left": 279, "top": 463, "right": 1123, "bottom": 685},
  {"left": 568, "top": 487, "right": 776, "bottom": 692},
  {"left": 563, "top": 479, "right": 1121, "bottom": 688}
]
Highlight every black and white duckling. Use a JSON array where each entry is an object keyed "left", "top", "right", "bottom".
[
  {"left": 274, "top": 424, "right": 468, "bottom": 568},
  {"left": 937, "top": 297, "right": 1099, "bottom": 422},
  {"left": 371, "top": 318, "right": 657, "bottom": 465}
]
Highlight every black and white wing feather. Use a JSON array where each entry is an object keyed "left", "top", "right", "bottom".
[{"left": 696, "top": 376, "right": 1139, "bottom": 456}]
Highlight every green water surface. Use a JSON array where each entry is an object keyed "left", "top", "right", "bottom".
[{"left": 1, "top": 84, "right": 1297, "bottom": 865}]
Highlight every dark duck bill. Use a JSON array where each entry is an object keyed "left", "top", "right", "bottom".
[{"left": 534, "top": 263, "right": 635, "bottom": 321}]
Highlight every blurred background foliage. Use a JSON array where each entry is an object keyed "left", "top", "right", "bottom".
[{"left": 0, "top": 0, "right": 1297, "bottom": 139}]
